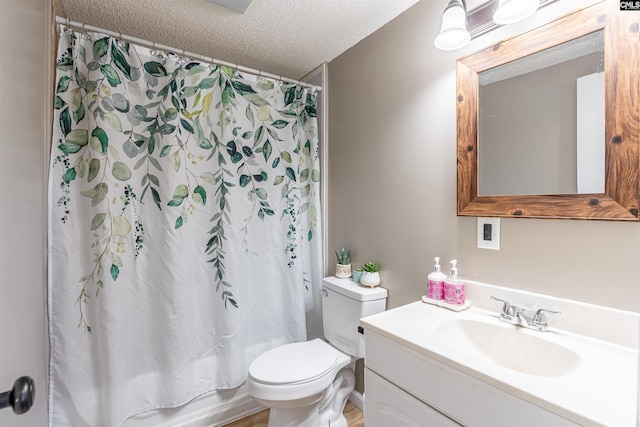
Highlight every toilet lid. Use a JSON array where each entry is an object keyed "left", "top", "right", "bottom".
[{"left": 249, "top": 339, "right": 338, "bottom": 385}]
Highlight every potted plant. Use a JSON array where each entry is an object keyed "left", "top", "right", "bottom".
[
  {"left": 353, "top": 266, "right": 364, "bottom": 283},
  {"left": 335, "top": 248, "right": 352, "bottom": 279},
  {"left": 361, "top": 262, "right": 380, "bottom": 287}
]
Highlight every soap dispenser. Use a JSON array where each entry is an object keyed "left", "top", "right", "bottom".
[
  {"left": 444, "top": 260, "right": 465, "bottom": 305},
  {"left": 427, "top": 257, "right": 447, "bottom": 300}
]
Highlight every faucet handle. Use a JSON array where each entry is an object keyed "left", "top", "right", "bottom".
[
  {"left": 490, "top": 296, "right": 516, "bottom": 316},
  {"left": 532, "top": 308, "right": 560, "bottom": 327}
]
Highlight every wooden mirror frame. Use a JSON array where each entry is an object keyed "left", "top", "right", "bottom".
[{"left": 457, "top": 1, "right": 640, "bottom": 220}]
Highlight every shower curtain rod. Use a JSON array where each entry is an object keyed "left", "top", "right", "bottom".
[{"left": 55, "top": 16, "right": 322, "bottom": 92}]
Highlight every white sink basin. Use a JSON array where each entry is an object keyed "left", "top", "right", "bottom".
[
  {"left": 435, "top": 318, "right": 581, "bottom": 377},
  {"left": 361, "top": 294, "right": 638, "bottom": 427}
]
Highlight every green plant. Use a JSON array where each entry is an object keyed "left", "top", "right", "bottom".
[
  {"left": 362, "top": 262, "right": 379, "bottom": 273},
  {"left": 355, "top": 266, "right": 363, "bottom": 272},
  {"left": 335, "top": 248, "right": 351, "bottom": 264}
]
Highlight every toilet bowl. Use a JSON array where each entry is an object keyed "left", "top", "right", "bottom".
[
  {"left": 248, "top": 339, "right": 354, "bottom": 427},
  {"left": 247, "top": 276, "right": 388, "bottom": 427}
]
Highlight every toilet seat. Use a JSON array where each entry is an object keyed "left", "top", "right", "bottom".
[
  {"left": 248, "top": 339, "right": 350, "bottom": 402},
  {"left": 249, "top": 339, "right": 338, "bottom": 385}
]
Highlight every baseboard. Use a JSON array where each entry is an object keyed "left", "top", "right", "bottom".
[
  {"left": 174, "top": 395, "right": 264, "bottom": 427},
  {"left": 123, "top": 385, "right": 264, "bottom": 427},
  {"left": 348, "top": 390, "right": 364, "bottom": 411},
  {"left": 127, "top": 384, "right": 360, "bottom": 427}
]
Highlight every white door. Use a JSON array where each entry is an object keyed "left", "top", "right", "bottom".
[{"left": 0, "top": 0, "right": 50, "bottom": 426}]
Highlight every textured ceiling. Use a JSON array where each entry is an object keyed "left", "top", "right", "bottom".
[{"left": 57, "top": 0, "right": 424, "bottom": 80}]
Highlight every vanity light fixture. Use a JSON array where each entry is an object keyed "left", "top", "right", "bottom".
[
  {"left": 434, "top": 0, "right": 471, "bottom": 51},
  {"left": 493, "top": 0, "right": 540, "bottom": 25},
  {"left": 435, "top": 0, "right": 555, "bottom": 51}
]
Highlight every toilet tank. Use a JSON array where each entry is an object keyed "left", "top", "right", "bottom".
[{"left": 322, "top": 276, "right": 387, "bottom": 358}]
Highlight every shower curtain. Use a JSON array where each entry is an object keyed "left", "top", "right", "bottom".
[{"left": 48, "top": 26, "right": 322, "bottom": 427}]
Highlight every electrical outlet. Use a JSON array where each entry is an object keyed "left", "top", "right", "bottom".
[{"left": 477, "top": 217, "right": 500, "bottom": 250}]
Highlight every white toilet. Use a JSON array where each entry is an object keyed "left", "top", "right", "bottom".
[{"left": 247, "top": 276, "right": 387, "bottom": 427}]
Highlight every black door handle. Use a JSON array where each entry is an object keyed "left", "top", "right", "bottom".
[{"left": 0, "top": 376, "right": 35, "bottom": 415}]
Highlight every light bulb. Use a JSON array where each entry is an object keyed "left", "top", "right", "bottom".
[
  {"left": 434, "top": 0, "right": 470, "bottom": 51},
  {"left": 493, "top": 0, "right": 540, "bottom": 25}
]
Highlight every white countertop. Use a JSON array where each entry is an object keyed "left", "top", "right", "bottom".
[{"left": 361, "top": 300, "right": 638, "bottom": 426}]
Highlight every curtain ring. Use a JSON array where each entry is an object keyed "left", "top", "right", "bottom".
[
  {"left": 63, "top": 18, "right": 72, "bottom": 34},
  {"left": 180, "top": 50, "right": 189, "bottom": 66},
  {"left": 78, "top": 22, "right": 90, "bottom": 40}
]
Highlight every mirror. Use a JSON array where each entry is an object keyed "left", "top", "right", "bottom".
[
  {"left": 457, "top": 0, "right": 640, "bottom": 220},
  {"left": 478, "top": 31, "right": 605, "bottom": 196}
]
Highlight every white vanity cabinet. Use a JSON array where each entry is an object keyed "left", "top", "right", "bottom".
[
  {"left": 363, "top": 329, "right": 578, "bottom": 427},
  {"left": 365, "top": 368, "right": 459, "bottom": 427}
]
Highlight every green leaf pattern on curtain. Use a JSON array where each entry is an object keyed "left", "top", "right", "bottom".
[{"left": 52, "top": 28, "right": 320, "bottom": 333}]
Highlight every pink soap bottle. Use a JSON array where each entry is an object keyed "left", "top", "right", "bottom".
[
  {"left": 444, "top": 260, "right": 465, "bottom": 305},
  {"left": 427, "top": 257, "right": 446, "bottom": 300}
]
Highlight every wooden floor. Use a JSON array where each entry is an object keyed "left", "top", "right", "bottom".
[{"left": 223, "top": 401, "right": 364, "bottom": 427}]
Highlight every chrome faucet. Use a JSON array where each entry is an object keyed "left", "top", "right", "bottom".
[{"left": 490, "top": 296, "right": 560, "bottom": 332}]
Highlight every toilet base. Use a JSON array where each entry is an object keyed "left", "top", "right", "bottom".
[
  {"left": 259, "top": 367, "right": 355, "bottom": 427},
  {"left": 268, "top": 404, "right": 322, "bottom": 427},
  {"left": 318, "top": 367, "right": 354, "bottom": 427}
]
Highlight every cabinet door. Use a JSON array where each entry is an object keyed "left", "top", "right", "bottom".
[{"left": 365, "top": 368, "right": 460, "bottom": 427}]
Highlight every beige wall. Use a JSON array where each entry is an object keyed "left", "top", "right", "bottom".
[
  {"left": 327, "top": 0, "right": 640, "bottom": 313},
  {"left": 0, "top": 0, "right": 51, "bottom": 426}
]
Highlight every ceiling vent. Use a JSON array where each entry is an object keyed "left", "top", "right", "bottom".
[{"left": 206, "top": 0, "right": 254, "bottom": 14}]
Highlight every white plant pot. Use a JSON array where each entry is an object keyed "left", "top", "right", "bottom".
[
  {"left": 336, "top": 263, "right": 352, "bottom": 279},
  {"left": 361, "top": 271, "right": 380, "bottom": 287}
]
